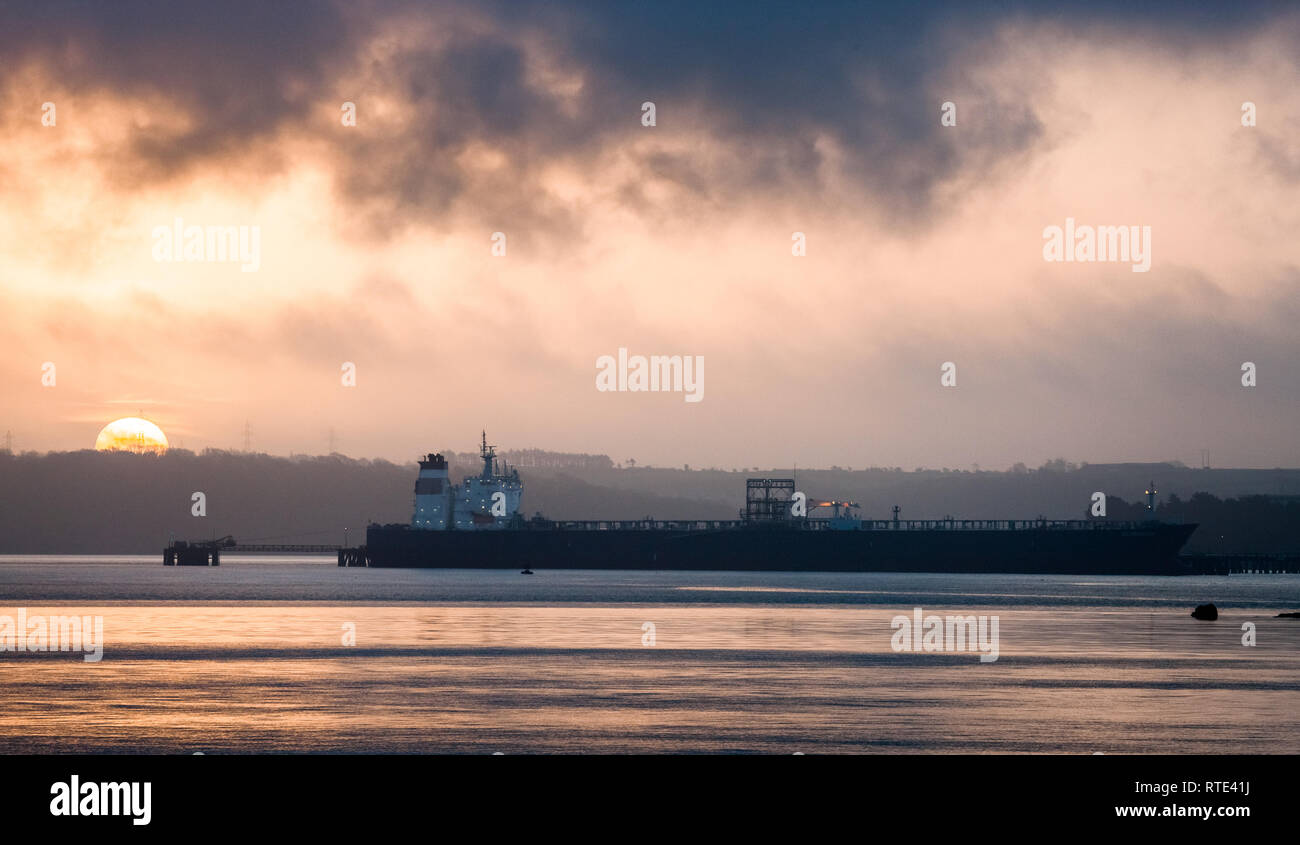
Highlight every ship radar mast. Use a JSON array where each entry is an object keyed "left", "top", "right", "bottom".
[{"left": 480, "top": 430, "right": 497, "bottom": 479}]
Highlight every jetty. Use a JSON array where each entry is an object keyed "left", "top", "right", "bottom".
[
  {"left": 1178, "top": 553, "right": 1300, "bottom": 575},
  {"left": 163, "top": 535, "right": 346, "bottom": 566}
]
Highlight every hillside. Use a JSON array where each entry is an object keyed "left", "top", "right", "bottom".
[{"left": 1, "top": 450, "right": 1299, "bottom": 553}]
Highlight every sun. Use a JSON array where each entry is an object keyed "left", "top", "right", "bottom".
[{"left": 94, "top": 417, "right": 170, "bottom": 455}]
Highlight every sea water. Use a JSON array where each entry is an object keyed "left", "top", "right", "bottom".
[{"left": 0, "top": 557, "right": 1296, "bottom": 753}]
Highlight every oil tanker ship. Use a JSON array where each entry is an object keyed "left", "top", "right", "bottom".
[{"left": 355, "top": 434, "right": 1199, "bottom": 574}]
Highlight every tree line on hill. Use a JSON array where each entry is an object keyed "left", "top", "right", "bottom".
[{"left": 1, "top": 449, "right": 1298, "bottom": 553}]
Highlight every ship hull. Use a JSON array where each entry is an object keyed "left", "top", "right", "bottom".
[{"left": 362, "top": 522, "right": 1198, "bottom": 575}]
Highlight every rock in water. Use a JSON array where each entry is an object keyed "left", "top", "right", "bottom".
[{"left": 1191, "top": 603, "right": 1218, "bottom": 621}]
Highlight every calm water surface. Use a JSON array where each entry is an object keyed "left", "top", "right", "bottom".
[{"left": 1, "top": 557, "right": 1297, "bottom": 753}]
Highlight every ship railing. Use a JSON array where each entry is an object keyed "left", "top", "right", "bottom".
[
  {"left": 531, "top": 518, "right": 1157, "bottom": 532},
  {"left": 859, "top": 519, "right": 1152, "bottom": 531},
  {"left": 546, "top": 519, "right": 750, "bottom": 531},
  {"left": 226, "top": 543, "right": 341, "bottom": 553}
]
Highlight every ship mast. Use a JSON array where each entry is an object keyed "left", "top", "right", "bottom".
[{"left": 480, "top": 430, "right": 497, "bottom": 479}]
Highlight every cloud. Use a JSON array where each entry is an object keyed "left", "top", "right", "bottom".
[
  {"left": 1, "top": 1, "right": 1298, "bottom": 467},
  {"left": 0, "top": 1, "right": 1046, "bottom": 237},
  {"left": 5, "top": 0, "right": 1295, "bottom": 240}
]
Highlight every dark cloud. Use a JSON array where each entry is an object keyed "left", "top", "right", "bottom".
[
  {"left": 3, "top": 2, "right": 359, "bottom": 172},
  {"left": 2, "top": 0, "right": 1295, "bottom": 240}
]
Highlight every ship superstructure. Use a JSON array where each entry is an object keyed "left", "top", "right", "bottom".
[{"left": 412, "top": 432, "right": 522, "bottom": 531}]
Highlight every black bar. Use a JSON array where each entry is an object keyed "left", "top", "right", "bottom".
[{"left": 6, "top": 754, "right": 1289, "bottom": 833}]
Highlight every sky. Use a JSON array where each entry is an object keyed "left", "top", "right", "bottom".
[{"left": 1, "top": 0, "right": 1297, "bottom": 470}]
